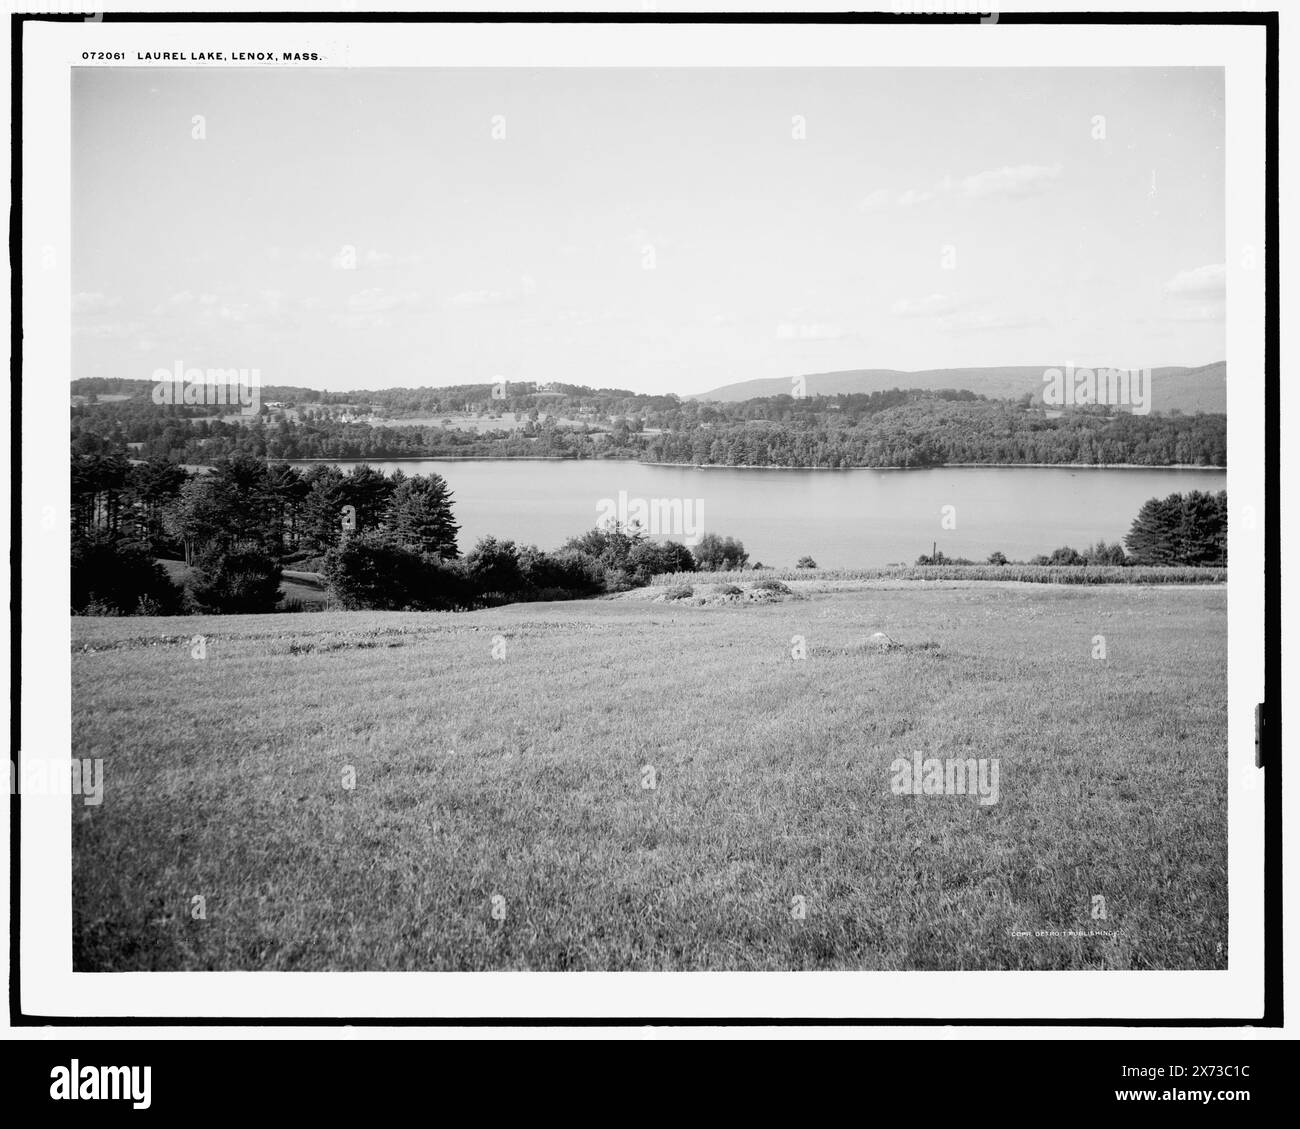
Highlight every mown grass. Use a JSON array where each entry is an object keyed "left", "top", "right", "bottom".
[
  {"left": 71, "top": 582, "right": 1226, "bottom": 971},
  {"left": 650, "top": 564, "right": 1227, "bottom": 586}
]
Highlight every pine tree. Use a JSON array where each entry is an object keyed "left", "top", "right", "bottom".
[
  {"left": 386, "top": 474, "right": 460, "bottom": 558},
  {"left": 1125, "top": 493, "right": 1184, "bottom": 563},
  {"left": 1125, "top": 490, "right": 1227, "bottom": 565}
]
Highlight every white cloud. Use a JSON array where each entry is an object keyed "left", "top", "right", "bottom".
[
  {"left": 73, "top": 320, "right": 141, "bottom": 340},
  {"left": 151, "top": 291, "right": 220, "bottom": 315},
  {"left": 857, "top": 188, "right": 893, "bottom": 213},
  {"left": 958, "top": 163, "right": 1063, "bottom": 199},
  {"left": 448, "top": 289, "right": 508, "bottom": 308},
  {"left": 897, "top": 187, "right": 938, "bottom": 208},
  {"left": 346, "top": 288, "right": 425, "bottom": 314},
  {"left": 864, "top": 163, "right": 1064, "bottom": 212},
  {"left": 447, "top": 275, "right": 537, "bottom": 309},
  {"left": 1160, "top": 304, "right": 1225, "bottom": 323},
  {"left": 179, "top": 295, "right": 256, "bottom": 324},
  {"left": 359, "top": 248, "right": 428, "bottom": 268},
  {"left": 941, "top": 310, "right": 1049, "bottom": 334},
  {"left": 72, "top": 291, "right": 120, "bottom": 314},
  {"left": 313, "top": 245, "right": 427, "bottom": 270},
  {"left": 144, "top": 289, "right": 308, "bottom": 335},
  {"left": 891, "top": 293, "right": 964, "bottom": 318},
  {"left": 775, "top": 320, "right": 848, "bottom": 341},
  {"left": 330, "top": 288, "right": 430, "bottom": 330},
  {"left": 334, "top": 312, "right": 393, "bottom": 331},
  {"left": 1163, "top": 263, "right": 1226, "bottom": 300}
]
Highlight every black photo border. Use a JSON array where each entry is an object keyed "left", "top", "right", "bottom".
[{"left": 9, "top": 6, "right": 1282, "bottom": 1029}]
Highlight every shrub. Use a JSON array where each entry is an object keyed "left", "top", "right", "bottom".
[
  {"left": 1084, "top": 540, "right": 1129, "bottom": 566},
  {"left": 187, "top": 544, "right": 284, "bottom": 614},
  {"left": 693, "top": 532, "right": 749, "bottom": 571},
  {"left": 796, "top": 556, "right": 817, "bottom": 569},
  {"left": 466, "top": 536, "right": 524, "bottom": 600},
  {"left": 519, "top": 546, "right": 607, "bottom": 596},
  {"left": 420, "top": 556, "right": 473, "bottom": 609},
  {"left": 562, "top": 522, "right": 643, "bottom": 573},
  {"left": 627, "top": 539, "right": 696, "bottom": 584},
  {"left": 1039, "top": 546, "right": 1085, "bottom": 566},
  {"left": 987, "top": 551, "right": 1008, "bottom": 566},
  {"left": 916, "top": 550, "right": 974, "bottom": 566},
  {"left": 71, "top": 536, "right": 183, "bottom": 616},
  {"left": 753, "top": 578, "right": 791, "bottom": 594},
  {"left": 602, "top": 567, "right": 635, "bottom": 593},
  {"left": 323, "top": 531, "right": 468, "bottom": 611}
]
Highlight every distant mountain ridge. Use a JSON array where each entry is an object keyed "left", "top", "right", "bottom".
[{"left": 694, "top": 362, "right": 1227, "bottom": 414}]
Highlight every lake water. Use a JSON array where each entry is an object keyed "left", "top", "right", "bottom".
[{"left": 290, "top": 460, "right": 1227, "bottom": 568}]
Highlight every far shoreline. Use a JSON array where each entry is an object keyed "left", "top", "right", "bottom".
[
  {"left": 274, "top": 456, "right": 1225, "bottom": 471},
  {"left": 638, "top": 460, "right": 1225, "bottom": 472}
]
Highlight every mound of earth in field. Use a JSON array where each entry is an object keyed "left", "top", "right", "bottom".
[{"left": 649, "top": 581, "right": 806, "bottom": 606}]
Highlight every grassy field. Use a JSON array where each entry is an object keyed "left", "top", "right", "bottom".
[
  {"left": 71, "top": 580, "right": 1227, "bottom": 971},
  {"left": 369, "top": 411, "right": 591, "bottom": 432}
]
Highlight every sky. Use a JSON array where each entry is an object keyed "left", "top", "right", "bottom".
[{"left": 72, "top": 66, "right": 1225, "bottom": 396}]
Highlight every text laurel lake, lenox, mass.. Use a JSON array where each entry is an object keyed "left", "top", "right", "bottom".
[{"left": 132, "top": 51, "right": 321, "bottom": 62}]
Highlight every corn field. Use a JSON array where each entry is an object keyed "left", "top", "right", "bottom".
[{"left": 649, "top": 564, "right": 1227, "bottom": 586}]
